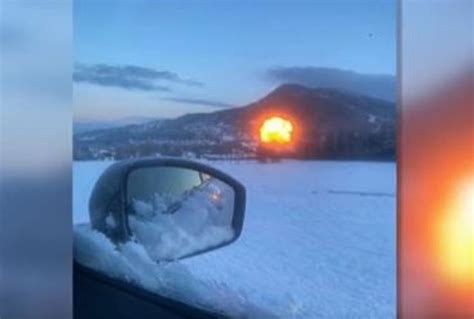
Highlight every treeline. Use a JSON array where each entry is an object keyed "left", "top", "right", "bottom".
[
  {"left": 257, "top": 127, "right": 395, "bottom": 161},
  {"left": 75, "top": 127, "right": 395, "bottom": 161}
]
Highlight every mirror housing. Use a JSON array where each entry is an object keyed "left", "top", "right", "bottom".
[{"left": 89, "top": 158, "right": 245, "bottom": 260}]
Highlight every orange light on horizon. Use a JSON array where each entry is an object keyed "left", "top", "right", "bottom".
[{"left": 259, "top": 116, "right": 294, "bottom": 144}]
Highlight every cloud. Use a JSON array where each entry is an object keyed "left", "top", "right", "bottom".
[
  {"left": 73, "top": 63, "right": 204, "bottom": 91},
  {"left": 265, "top": 66, "right": 395, "bottom": 102},
  {"left": 161, "top": 97, "right": 236, "bottom": 108}
]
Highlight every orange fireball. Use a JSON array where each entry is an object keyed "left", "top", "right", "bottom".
[{"left": 259, "top": 116, "right": 293, "bottom": 144}]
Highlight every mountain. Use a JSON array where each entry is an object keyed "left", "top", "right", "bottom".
[
  {"left": 267, "top": 67, "right": 396, "bottom": 102},
  {"left": 73, "top": 117, "right": 159, "bottom": 134},
  {"left": 74, "top": 84, "right": 395, "bottom": 160}
]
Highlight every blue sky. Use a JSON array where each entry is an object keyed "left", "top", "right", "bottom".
[{"left": 74, "top": 0, "right": 395, "bottom": 121}]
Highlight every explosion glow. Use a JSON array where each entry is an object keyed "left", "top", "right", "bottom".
[
  {"left": 259, "top": 116, "right": 294, "bottom": 144},
  {"left": 437, "top": 176, "right": 474, "bottom": 285}
]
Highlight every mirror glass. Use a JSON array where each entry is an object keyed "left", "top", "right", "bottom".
[{"left": 126, "top": 166, "right": 236, "bottom": 261}]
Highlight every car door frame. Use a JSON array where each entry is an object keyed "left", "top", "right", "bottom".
[{"left": 74, "top": 260, "right": 227, "bottom": 319}]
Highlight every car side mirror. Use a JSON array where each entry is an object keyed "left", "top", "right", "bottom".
[{"left": 88, "top": 158, "right": 245, "bottom": 261}]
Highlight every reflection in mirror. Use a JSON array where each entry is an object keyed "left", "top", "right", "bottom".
[{"left": 126, "top": 166, "right": 236, "bottom": 261}]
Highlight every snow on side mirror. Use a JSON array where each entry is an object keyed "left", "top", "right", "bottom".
[{"left": 89, "top": 158, "right": 245, "bottom": 261}]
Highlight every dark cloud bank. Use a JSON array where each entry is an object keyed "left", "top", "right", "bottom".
[
  {"left": 73, "top": 63, "right": 204, "bottom": 92},
  {"left": 161, "top": 97, "right": 236, "bottom": 108}
]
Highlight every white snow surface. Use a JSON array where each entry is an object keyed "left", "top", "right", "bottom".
[{"left": 73, "top": 160, "right": 396, "bottom": 318}]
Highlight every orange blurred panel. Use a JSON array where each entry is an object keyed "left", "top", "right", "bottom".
[{"left": 399, "top": 70, "right": 474, "bottom": 318}]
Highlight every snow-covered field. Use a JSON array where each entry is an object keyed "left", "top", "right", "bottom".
[{"left": 73, "top": 160, "right": 396, "bottom": 318}]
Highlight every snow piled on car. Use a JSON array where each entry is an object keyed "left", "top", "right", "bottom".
[
  {"left": 128, "top": 177, "right": 236, "bottom": 261},
  {"left": 73, "top": 160, "right": 396, "bottom": 318},
  {"left": 74, "top": 224, "right": 277, "bottom": 318}
]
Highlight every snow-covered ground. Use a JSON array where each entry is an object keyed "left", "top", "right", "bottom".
[{"left": 73, "top": 160, "right": 396, "bottom": 318}]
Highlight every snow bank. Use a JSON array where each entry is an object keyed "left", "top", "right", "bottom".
[{"left": 74, "top": 224, "right": 279, "bottom": 318}]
